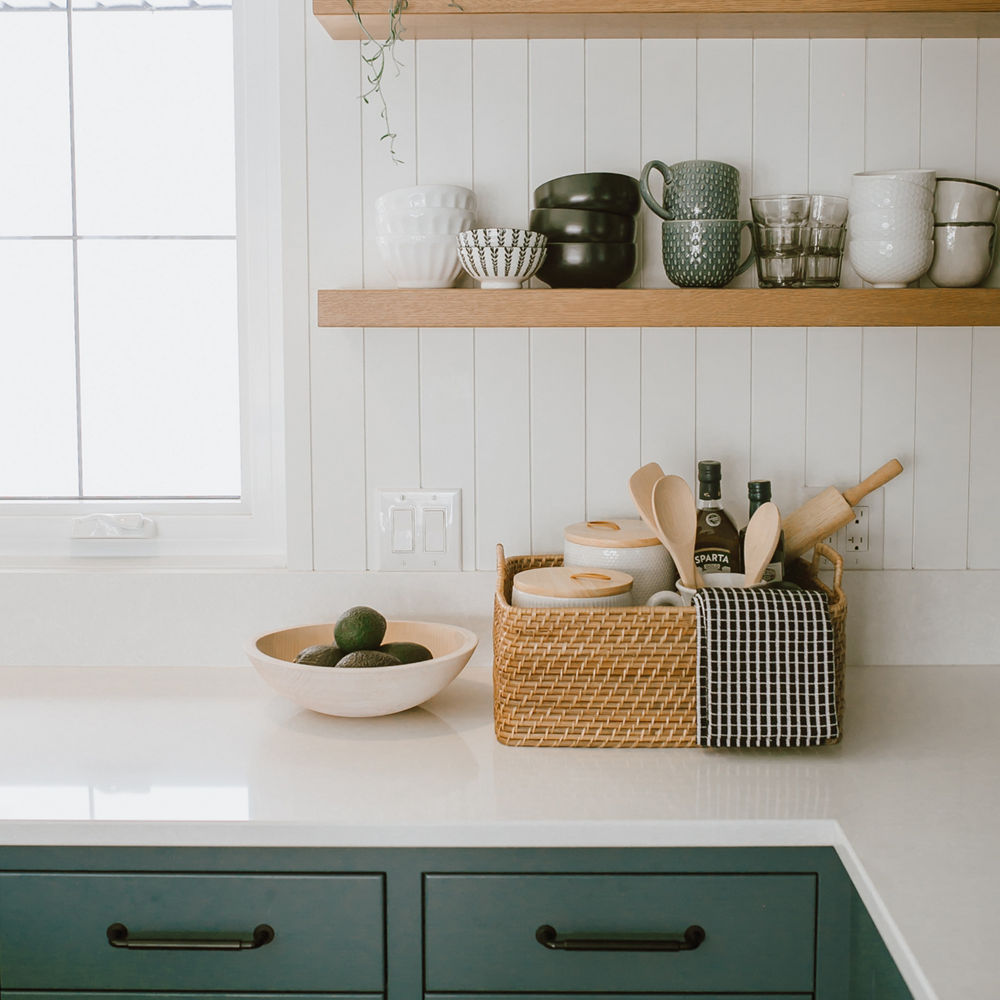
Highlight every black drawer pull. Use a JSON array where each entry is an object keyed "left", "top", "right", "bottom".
[
  {"left": 535, "top": 923, "right": 706, "bottom": 952},
  {"left": 107, "top": 922, "right": 275, "bottom": 951}
]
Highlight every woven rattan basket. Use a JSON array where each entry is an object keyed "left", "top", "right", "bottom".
[{"left": 493, "top": 541, "right": 847, "bottom": 748}]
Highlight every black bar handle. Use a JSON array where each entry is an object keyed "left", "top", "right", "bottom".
[
  {"left": 107, "top": 922, "right": 274, "bottom": 951},
  {"left": 535, "top": 923, "right": 706, "bottom": 952}
]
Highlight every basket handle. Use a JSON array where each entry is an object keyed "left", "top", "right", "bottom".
[
  {"left": 810, "top": 541, "right": 843, "bottom": 593},
  {"left": 496, "top": 542, "right": 506, "bottom": 595}
]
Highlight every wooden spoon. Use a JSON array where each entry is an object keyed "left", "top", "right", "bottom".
[
  {"left": 650, "top": 475, "right": 700, "bottom": 590},
  {"left": 741, "top": 501, "right": 782, "bottom": 586},
  {"left": 627, "top": 462, "right": 664, "bottom": 534}
]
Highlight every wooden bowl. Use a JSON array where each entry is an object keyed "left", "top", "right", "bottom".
[{"left": 246, "top": 620, "right": 479, "bottom": 717}]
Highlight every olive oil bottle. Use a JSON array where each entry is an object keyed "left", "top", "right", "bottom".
[
  {"left": 694, "top": 460, "right": 741, "bottom": 575},
  {"left": 738, "top": 480, "right": 785, "bottom": 581}
]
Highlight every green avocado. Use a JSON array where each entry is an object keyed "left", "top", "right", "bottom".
[
  {"left": 293, "top": 643, "right": 345, "bottom": 667},
  {"left": 338, "top": 649, "right": 402, "bottom": 669},
  {"left": 378, "top": 641, "right": 433, "bottom": 664},
  {"left": 333, "top": 605, "right": 387, "bottom": 652}
]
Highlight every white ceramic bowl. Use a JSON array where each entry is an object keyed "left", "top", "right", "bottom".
[
  {"left": 374, "top": 184, "right": 476, "bottom": 214},
  {"left": 848, "top": 207, "right": 934, "bottom": 241},
  {"left": 375, "top": 206, "right": 477, "bottom": 237},
  {"left": 934, "top": 177, "right": 1000, "bottom": 224},
  {"left": 848, "top": 238, "right": 935, "bottom": 287},
  {"left": 928, "top": 222, "right": 997, "bottom": 287},
  {"left": 457, "top": 240, "right": 547, "bottom": 289},
  {"left": 849, "top": 177, "right": 934, "bottom": 213},
  {"left": 246, "top": 620, "right": 479, "bottom": 717},
  {"left": 375, "top": 233, "right": 462, "bottom": 288},
  {"left": 854, "top": 168, "right": 937, "bottom": 192},
  {"left": 458, "top": 227, "right": 547, "bottom": 250}
]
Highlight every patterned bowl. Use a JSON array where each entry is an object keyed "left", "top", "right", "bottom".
[
  {"left": 457, "top": 238, "right": 547, "bottom": 289},
  {"left": 458, "top": 227, "right": 547, "bottom": 250},
  {"left": 848, "top": 238, "right": 934, "bottom": 287}
]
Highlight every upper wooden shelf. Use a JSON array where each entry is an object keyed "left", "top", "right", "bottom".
[
  {"left": 317, "top": 288, "right": 1000, "bottom": 328},
  {"left": 314, "top": 1, "right": 1000, "bottom": 39}
]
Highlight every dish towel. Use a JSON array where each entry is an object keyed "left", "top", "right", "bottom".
[{"left": 693, "top": 586, "right": 839, "bottom": 748}]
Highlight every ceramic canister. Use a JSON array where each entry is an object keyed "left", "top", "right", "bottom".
[
  {"left": 562, "top": 518, "right": 677, "bottom": 605},
  {"left": 511, "top": 565, "right": 634, "bottom": 609}
]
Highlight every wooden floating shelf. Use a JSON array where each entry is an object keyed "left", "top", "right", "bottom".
[
  {"left": 317, "top": 288, "right": 1000, "bottom": 328},
  {"left": 314, "top": 1, "right": 1000, "bottom": 40}
]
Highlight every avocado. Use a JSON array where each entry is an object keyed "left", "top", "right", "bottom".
[
  {"left": 333, "top": 605, "right": 387, "bottom": 652},
  {"left": 294, "top": 643, "right": 346, "bottom": 667},
  {"left": 378, "top": 641, "right": 433, "bottom": 664},
  {"left": 338, "top": 649, "right": 402, "bottom": 668}
]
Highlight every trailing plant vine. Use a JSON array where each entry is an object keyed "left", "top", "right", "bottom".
[{"left": 346, "top": 0, "right": 409, "bottom": 164}]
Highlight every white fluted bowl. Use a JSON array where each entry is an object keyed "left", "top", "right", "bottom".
[
  {"left": 375, "top": 206, "right": 477, "bottom": 237},
  {"left": 375, "top": 184, "right": 476, "bottom": 214},
  {"left": 849, "top": 238, "right": 934, "bottom": 287},
  {"left": 376, "top": 233, "right": 462, "bottom": 288},
  {"left": 246, "top": 620, "right": 479, "bottom": 718}
]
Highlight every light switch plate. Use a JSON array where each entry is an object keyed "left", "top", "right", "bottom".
[{"left": 377, "top": 489, "right": 462, "bottom": 570}]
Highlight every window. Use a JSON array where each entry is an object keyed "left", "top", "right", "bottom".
[{"left": 0, "top": 0, "right": 288, "bottom": 564}]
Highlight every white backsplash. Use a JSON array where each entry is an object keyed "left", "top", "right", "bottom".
[{"left": 306, "top": 18, "right": 1000, "bottom": 577}]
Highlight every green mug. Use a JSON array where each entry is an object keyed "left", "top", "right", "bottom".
[
  {"left": 641, "top": 158, "right": 741, "bottom": 221},
  {"left": 661, "top": 219, "right": 755, "bottom": 288}
]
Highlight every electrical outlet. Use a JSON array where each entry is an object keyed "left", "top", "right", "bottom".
[
  {"left": 791, "top": 484, "right": 885, "bottom": 570},
  {"left": 844, "top": 505, "right": 869, "bottom": 552}
]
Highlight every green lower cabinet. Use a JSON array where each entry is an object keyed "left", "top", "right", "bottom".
[{"left": 0, "top": 845, "right": 913, "bottom": 1000}]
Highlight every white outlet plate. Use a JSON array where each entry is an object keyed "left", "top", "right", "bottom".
[
  {"left": 799, "top": 485, "right": 885, "bottom": 570},
  {"left": 377, "top": 489, "right": 462, "bottom": 571}
]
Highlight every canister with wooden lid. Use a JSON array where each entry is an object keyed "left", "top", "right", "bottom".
[
  {"left": 511, "top": 566, "right": 634, "bottom": 609},
  {"left": 563, "top": 518, "right": 677, "bottom": 605}
]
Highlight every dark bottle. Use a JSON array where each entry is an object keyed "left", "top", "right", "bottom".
[
  {"left": 738, "top": 479, "right": 785, "bottom": 582},
  {"left": 694, "top": 460, "right": 741, "bottom": 575}
]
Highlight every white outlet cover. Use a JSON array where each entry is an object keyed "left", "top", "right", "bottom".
[{"left": 377, "top": 489, "right": 462, "bottom": 571}]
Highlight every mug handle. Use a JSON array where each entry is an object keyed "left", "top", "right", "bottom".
[
  {"left": 646, "top": 589, "right": 686, "bottom": 608},
  {"left": 639, "top": 160, "right": 674, "bottom": 221},
  {"left": 733, "top": 219, "right": 756, "bottom": 277}
]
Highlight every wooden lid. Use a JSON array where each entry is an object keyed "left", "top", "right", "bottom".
[
  {"left": 563, "top": 518, "right": 660, "bottom": 548},
  {"left": 512, "top": 566, "right": 634, "bottom": 598}
]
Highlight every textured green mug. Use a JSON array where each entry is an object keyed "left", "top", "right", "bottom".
[
  {"left": 661, "top": 219, "right": 755, "bottom": 287},
  {"left": 640, "top": 159, "right": 741, "bottom": 221}
]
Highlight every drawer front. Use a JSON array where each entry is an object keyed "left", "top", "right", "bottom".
[
  {"left": 424, "top": 873, "right": 816, "bottom": 994},
  {"left": 0, "top": 872, "right": 384, "bottom": 992}
]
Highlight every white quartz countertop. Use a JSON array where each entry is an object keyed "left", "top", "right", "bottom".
[{"left": 0, "top": 659, "right": 996, "bottom": 1000}]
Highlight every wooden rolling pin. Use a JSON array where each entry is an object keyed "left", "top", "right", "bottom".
[{"left": 782, "top": 459, "right": 904, "bottom": 561}]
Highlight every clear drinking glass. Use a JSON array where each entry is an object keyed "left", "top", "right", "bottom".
[
  {"left": 752, "top": 222, "right": 807, "bottom": 287},
  {"left": 803, "top": 223, "right": 847, "bottom": 287}
]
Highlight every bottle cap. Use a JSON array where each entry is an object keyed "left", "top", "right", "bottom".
[
  {"left": 748, "top": 479, "right": 772, "bottom": 502},
  {"left": 697, "top": 460, "right": 721, "bottom": 483}
]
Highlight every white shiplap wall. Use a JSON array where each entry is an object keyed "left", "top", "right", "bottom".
[{"left": 306, "top": 17, "right": 1000, "bottom": 574}]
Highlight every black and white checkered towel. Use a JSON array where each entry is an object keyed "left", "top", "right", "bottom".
[{"left": 693, "top": 586, "right": 839, "bottom": 748}]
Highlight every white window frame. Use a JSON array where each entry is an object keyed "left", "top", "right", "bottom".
[{"left": 0, "top": 0, "right": 308, "bottom": 569}]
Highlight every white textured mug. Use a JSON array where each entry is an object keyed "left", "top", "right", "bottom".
[
  {"left": 928, "top": 222, "right": 996, "bottom": 287},
  {"left": 646, "top": 572, "right": 748, "bottom": 608}
]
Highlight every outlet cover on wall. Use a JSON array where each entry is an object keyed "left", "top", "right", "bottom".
[
  {"left": 806, "top": 485, "right": 885, "bottom": 570},
  {"left": 377, "top": 489, "right": 462, "bottom": 571}
]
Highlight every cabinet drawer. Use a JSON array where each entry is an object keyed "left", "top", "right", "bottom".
[
  {"left": 423, "top": 873, "right": 816, "bottom": 994},
  {"left": 0, "top": 872, "right": 384, "bottom": 992}
]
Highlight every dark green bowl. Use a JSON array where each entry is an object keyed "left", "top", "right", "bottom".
[
  {"left": 533, "top": 172, "right": 640, "bottom": 217},
  {"left": 536, "top": 242, "right": 637, "bottom": 288},
  {"left": 529, "top": 207, "right": 637, "bottom": 243}
]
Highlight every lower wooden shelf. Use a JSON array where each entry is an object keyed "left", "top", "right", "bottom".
[{"left": 317, "top": 287, "right": 1000, "bottom": 328}]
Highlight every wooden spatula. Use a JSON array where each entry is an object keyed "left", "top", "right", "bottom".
[
  {"left": 627, "top": 462, "right": 664, "bottom": 535},
  {"left": 782, "top": 459, "right": 903, "bottom": 562},
  {"left": 651, "top": 475, "right": 700, "bottom": 589},
  {"left": 741, "top": 501, "right": 781, "bottom": 586}
]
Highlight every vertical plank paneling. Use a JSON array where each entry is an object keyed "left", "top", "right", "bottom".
[
  {"left": 472, "top": 38, "right": 529, "bottom": 230},
  {"left": 865, "top": 38, "right": 921, "bottom": 172},
  {"left": 528, "top": 39, "right": 585, "bottom": 194},
  {"left": 968, "top": 327, "right": 1000, "bottom": 569},
  {"left": 641, "top": 328, "right": 696, "bottom": 480},
  {"left": 415, "top": 39, "right": 473, "bottom": 188},
  {"left": 531, "top": 329, "right": 586, "bottom": 553},
  {"left": 750, "top": 328, "right": 808, "bottom": 515},
  {"left": 420, "top": 328, "right": 476, "bottom": 571},
  {"left": 912, "top": 327, "right": 972, "bottom": 569},
  {"left": 861, "top": 328, "right": 917, "bottom": 569},
  {"left": 921, "top": 38, "right": 978, "bottom": 179},
  {"left": 697, "top": 39, "right": 754, "bottom": 285},
  {"left": 752, "top": 39, "right": 810, "bottom": 196},
  {"left": 476, "top": 329, "right": 531, "bottom": 566},
  {"left": 586, "top": 328, "right": 642, "bottom": 518},
  {"left": 306, "top": 21, "right": 366, "bottom": 570},
  {"left": 977, "top": 39, "right": 1000, "bottom": 288},
  {"left": 809, "top": 38, "right": 865, "bottom": 288},
  {"left": 364, "top": 329, "right": 421, "bottom": 569},
  {"left": 695, "top": 328, "right": 751, "bottom": 514},
  {"left": 805, "top": 328, "right": 862, "bottom": 489},
  {"left": 639, "top": 39, "right": 696, "bottom": 289}
]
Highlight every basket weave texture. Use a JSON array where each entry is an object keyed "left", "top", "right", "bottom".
[{"left": 493, "top": 541, "right": 847, "bottom": 748}]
